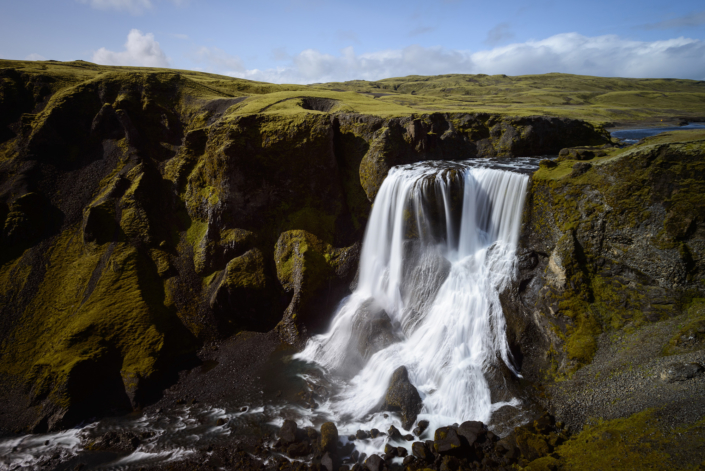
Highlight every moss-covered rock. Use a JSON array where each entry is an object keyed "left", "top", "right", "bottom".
[
  {"left": 502, "top": 131, "right": 705, "bottom": 381},
  {"left": 273, "top": 230, "right": 359, "bottom": 344}
]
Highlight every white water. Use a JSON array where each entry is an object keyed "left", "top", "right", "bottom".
[{"left": 296, "top": 161, "right": 529, "bottom": 429}]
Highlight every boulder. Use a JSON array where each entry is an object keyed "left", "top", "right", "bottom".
[
  {"left": 457, "top": 421, "right": 485, "bottom": 446},
  {"left": 387, "top": 425, "right": 403, "bottom": 440},
  {"left": 413, "top": 419, "right": 430, "bottom": 436},
  {"left": 660, "top": 362, "right": 705, "bottom": 383},
  {"left": 364, "top": 454, "right": 384, "bottom": 471},
  {"left": 570, "top": 162, "right": 592, "bottom": 177},
  {"left": 320, "top": 422, "right": 339, "bottom": 454},
  {"left": 383, "top": 366, "right": 423, "bottom": 430},
  {"left": 279, "top": 419, "right": 298, "bottom": 446},
  {"left": 433, "top": 427, "right": 462, "bottom": 454}
]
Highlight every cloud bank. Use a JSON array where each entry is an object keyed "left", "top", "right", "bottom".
[
  {"left": 93, "top": 29, "right": 169, "bottom": 67},
  {"left": 218, "top": 33, "right": 705, "bottom": 84}
]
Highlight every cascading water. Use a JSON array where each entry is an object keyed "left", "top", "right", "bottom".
[{"left": 296, "top": 160, "right": 529, "bottom": 432}]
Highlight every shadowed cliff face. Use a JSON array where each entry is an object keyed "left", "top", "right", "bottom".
[{"left": 0, "top": 67, "right": 609, "bottom": 433}]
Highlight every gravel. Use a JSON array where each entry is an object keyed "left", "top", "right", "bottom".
[{"left": 541, "top": 313, "right": 705, "bottom": 433}]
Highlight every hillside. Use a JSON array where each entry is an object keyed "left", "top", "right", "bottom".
[{"left": 3, "top": 59, "right": 705, "bottom": 125}]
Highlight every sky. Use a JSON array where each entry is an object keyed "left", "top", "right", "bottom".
[{"left": 1, "top": 0, "right": 705, "bottom": 84}]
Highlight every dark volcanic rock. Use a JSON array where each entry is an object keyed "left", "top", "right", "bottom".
[
  {"left": 413, "top": 419, "right": 430, "bottom": 436},
  {"left": 383, "top": 366, "right": 423, "bottom": 430},
  {"left": 457, "top": 421, "right": 485, "bottom": 446},
  {"left": 279, "top": 419, "right": 298, "bottom": 446},
  {"left": 320, "top": 422, "right": 339, "bottom": 454},
  {"left": 433, "top": 426, "right": 463, "bottom": 455},
  {"left": 364, "top": 454, "right": 384, "bottom": 471}
]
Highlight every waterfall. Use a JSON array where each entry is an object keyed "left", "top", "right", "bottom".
[{"left": 295, "top": 161, "right": 529, "bottom": 429}]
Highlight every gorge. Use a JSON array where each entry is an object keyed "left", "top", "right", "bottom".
[{"left": 0, "top": 60, "right": 704, "bottom": 470}]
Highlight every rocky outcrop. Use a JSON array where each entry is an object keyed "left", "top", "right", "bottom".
[{"left": 501, "top": 134, "right": 705, "bottom": 389}]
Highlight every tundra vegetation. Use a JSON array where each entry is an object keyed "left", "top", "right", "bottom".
[{"left": 0, "top": 59, "right": 704, "bottom": 470}]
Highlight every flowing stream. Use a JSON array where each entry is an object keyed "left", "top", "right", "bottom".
[{"left": 296, "top": 160, "right": 530, "bottom": 435}]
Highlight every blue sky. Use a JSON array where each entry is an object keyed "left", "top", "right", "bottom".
[{"left": 1, "top": 0, "right": 704, "bottom": 83}]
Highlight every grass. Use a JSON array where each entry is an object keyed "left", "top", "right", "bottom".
[{"left": 3, "top": 59, "right": 705, "bottom": 123}]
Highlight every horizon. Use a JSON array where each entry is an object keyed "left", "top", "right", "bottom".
[{"left": 2, "top": 1, "right": 705, "bottom": 84}]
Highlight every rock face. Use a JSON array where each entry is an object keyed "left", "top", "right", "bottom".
[
  {"left": 383, "top": 366, "right": 423, "bottom": 430},
  {"left": 501, "top": 136, "right": 705, "bottom": 381},
  {"left": 0, "top": 65, "right": 609, "bottom": 432}
]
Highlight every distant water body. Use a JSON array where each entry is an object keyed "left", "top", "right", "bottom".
[{"left": 611, "top": 123, "right": 705, "bottom": 143}]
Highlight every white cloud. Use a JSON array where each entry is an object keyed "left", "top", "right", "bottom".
[
  {"left": 77, "top": 0, "right": 188, "bottom": 15},
  {"left": 192, "top": 47, "right": 245, "bottom": 73},
  {"left": 221, "top": 33, "right": 705, "bottom": 84},
  {"left": 25, "top": 53, "right": 47, "bottom": 61},
  {"left": 93, "top": 29, "right": 170, "bottom": 67}
]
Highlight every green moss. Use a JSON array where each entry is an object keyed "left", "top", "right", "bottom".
[
  {"left": 186, "top": 218, "right": 207, "bottom": 248},
  {"left": 543, "top": 408, "right": 705, "bottom": 470},
  {"left": 0, "top": 225, "right": 192, "bottom": 410}
]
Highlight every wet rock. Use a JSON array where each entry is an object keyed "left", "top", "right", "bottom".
[
  {"left": 86, "top": 431, "right": 140, "bottom": 452},
  {"left": 287, "top": 441, "right": 311, "bottom": 458},
  {"left": 412, "top": 441, "right": 433, "bottom": 462},
  {"left": 369, "top": 428, "right": 380, "bottom": 438},
  {"left": 320, "top": 422, "right": 339, "bottom": 454},
  {"left": 457, "top": 421, "right": 485, "bottom": 446},
  {"left": 356, "top": 429, "right": 369, "bottom": 440},
  {"left": 353, "top": 299, "right": 401, "bottom": 361},
  {"left": 413, "top": 419, "right": 430, "bottom": 436},
  {"left": 396, "top": 446, "right": 408, "bottom": 457},
  {"left": 216, "top": 418, "right": 227, "bottom": 426},
  {"left": 382, "top": 366, "right": 423, "bottom": 430},
  {"left": 364, "top": 454, "right": 384, "bottom": 471},
  {"left": 383, "top": 444, "right": 397, "bottom": 456},
  {"left": 403, "top": 433, "right": 414, "bottom": 441},
  {"left": 387, "top": 425, "right": 403, "bottom": 440},
  {"left": 306, "top": 426, "right": 318, "bottom": 441},
  {"left": 433, "top": 427, "right": 462, "bottom": 454},
  {"left": 660, "top": 362, "right": 705, "bottom": 382},
  {"left": 279, "top": 419, "right": 298, "bottom": 446}
]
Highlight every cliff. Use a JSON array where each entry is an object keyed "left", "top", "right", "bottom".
[
  {"left": 500, "top": 130, "right": 705, "bottom": 469},
  {"left": 0, "top": 63, "right": 609, "bottom": 432}
]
